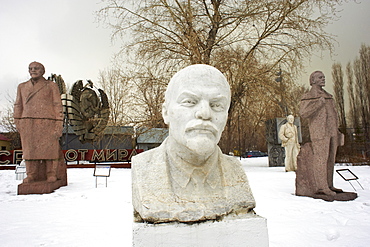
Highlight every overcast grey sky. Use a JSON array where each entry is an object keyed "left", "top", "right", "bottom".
[
  {"left": 0, "top": 0, "right": 119, "bottom": 110},
  {"left": 298, "top": 0, "right": 370, "bottom": 90},
  {"left": 0, "top": 0, "right": 369, "bottom": 113}
]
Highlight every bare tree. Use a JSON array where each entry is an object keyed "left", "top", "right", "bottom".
[
  {"left": 356, "top": 44, "right": 370, "bottom": 153},
  {"left": 359, "top": 44, "right": 370, "bottom": 113},
  {"left": 0, "top": 95, "right": 16, "bottom": 132},
  {"left": 332, "top": 62, "right": 347, "bottom": 134},
  {"left": 0, "top": 109, "right": 14, "bottom": 133},
  {"left": 128, "top": 63, "right": 168, "bottom": 128},
  {"left": 97, "top": 0, "right": 351, "bottom": 152},
  {"left": 346, "top": 61, "right": 359, "bottom": 130},
  {"left": 97, "top": 0, "right": 345, "bottom": 72},
  {"left": 98, "top": 67, "right": 133, "bottom": 126},
  {"left": 0, "top": 96, "right": 21, "bottom": 149},
  {"left": 354, "top": 58, "right": 369, "bottom": 133}
]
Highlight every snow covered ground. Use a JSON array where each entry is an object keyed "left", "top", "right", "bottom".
[{"left": 1, "top": 157, "right": 369, "bottom": 247}]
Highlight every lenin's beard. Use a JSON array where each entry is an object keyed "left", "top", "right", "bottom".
[{"left": 183, "top": 121, "right": 221, "bottom": 157}]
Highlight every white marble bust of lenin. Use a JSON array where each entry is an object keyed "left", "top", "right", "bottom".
[{"left": 132, "top": 64, "right": 255, "bottom": 223}]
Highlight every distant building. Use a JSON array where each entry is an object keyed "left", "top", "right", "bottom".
[
  {"left": 0, "top": 134, "right": 11, "bottom": 150},
  {"left": 61, "top": 126, "right": 134, "bottom": 150},
  {"left": 136, "top": 128, "right": 168, "bottom": 151}
]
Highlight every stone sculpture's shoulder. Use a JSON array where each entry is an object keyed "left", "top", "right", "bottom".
[
  {"left": 221, "top": 153, "right": 242, "bottom": 166},
  {"left": 45, "top": 79, "right": 59, "bottom": 89},
  {"left": 132, "top": 144, "right": 167, "bottom": 174},
  {"left": 221, "top": 153, "right": 239, "bottom": 164},
  {"left": 133, "top": 146, "right": 163, "bottom": 164},
  {"left": 220, "top": 152, "right": 256, "bottom": 209},
  {"left": 17, "top": 80, "right": 29, "bottom": 88},
  {"left": 300, "top": 90, "right": 313, "bottom": 100},
  {"left": 280, "top": 122, "right": 288, "bottom": 129},
  {"left": 220, "top": 153, "right": 247, "bottom": 177}
]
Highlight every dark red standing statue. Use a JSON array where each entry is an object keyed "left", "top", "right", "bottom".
[
  {"left": 14, "top": 61, "right": 67, "bottom": 194},
  {"left": 296, "top": 71, "right": 356, "bottom": 201}
]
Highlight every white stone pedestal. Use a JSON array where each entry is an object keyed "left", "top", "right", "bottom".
[{"left": 133, "top": 214, "right": 269, "bottom": 247}]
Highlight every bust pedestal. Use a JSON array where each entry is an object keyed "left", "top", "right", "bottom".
[{"left": 133, "top": 213, "right": 269, "bottom": 247}]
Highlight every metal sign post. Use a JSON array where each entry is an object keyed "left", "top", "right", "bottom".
[
  {"left": 336, "top": 168, "right": 364, "bottom": 191},
  {"left": 93, "top": 165, "right": 111, "bottom": 188}
]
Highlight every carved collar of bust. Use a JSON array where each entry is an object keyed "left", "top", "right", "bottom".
[{"left": 166, "top": 142, "right": 222, "bottom": 190}]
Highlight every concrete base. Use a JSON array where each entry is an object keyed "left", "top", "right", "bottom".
[
  {"left": 133, "top": 214, "right": 269, "bottom": 247},
  {"left": 18, "top": 179, "right": 67, "bottom": 195}
]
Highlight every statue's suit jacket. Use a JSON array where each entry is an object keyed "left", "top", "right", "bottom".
[
  {"left": 14, "top": 79, "right": 63, "bottom": 160},
  {"left": 132, "top": 138, "right": 255, "bottom": 223}
]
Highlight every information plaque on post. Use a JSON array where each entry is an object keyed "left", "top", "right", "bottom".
[
  {"left": 15, "top": 164, "right": 26, "bottom": 180},
  {"left": 93, "top": 164, "right": 111, "bottom": 188},
  {"left": 336, "top": 168, "right": 364, "bottom": 191}
]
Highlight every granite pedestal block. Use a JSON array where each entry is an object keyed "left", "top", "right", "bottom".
[{"left": 18, "top": 178, "right": 67, "bottom": 195}]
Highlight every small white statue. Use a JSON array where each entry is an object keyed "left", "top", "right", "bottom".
[
  {"left": 278, "top": 115, "right": 300, "bottom": 171},
  {"left": 132, "top": 64, "right": 255, "bottom": 223}
]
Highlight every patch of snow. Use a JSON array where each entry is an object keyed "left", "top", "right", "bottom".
[{"left": 0, "top": 158, "right": 369, "bottom": 246}]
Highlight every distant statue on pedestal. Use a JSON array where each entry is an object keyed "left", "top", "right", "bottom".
[
  {"left": 278, "top": 115, "right": 300, "bottom": 172},
  {"left": 14, "top": 61, "right": 67, "bottom": 195},
  {"left": 132, "top": 64, "right": 255, "bottom": 223},
  {"left": 296, "top": 71, "right": 356, "bottom": 201}
]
